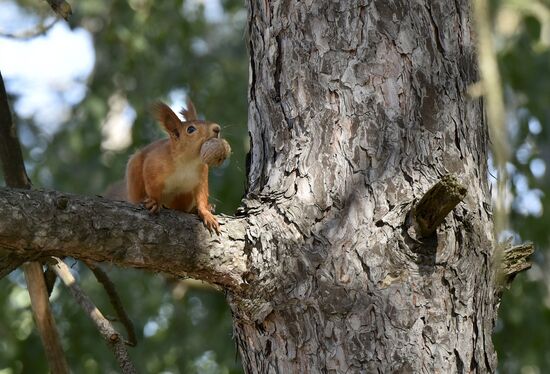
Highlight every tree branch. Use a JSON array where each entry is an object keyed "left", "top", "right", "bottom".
[
  {"left": 0, "top": 251, "right": 25, "bottom": 278},
  {"left": 44, "top": 0, "right": 72, "bottom": 20},
  {"left": 22, "top": 262, "right": 70, "bottom": 373},
  {"left": 0, "top": 188, "right": 248, "bottom": 292},
  {"left": 0, "top": 71, "right": 31, "bottom": 188},
  {"left": 85, "top": 262, "right": 137, "bottom": 346},
  {"left": 0, "top": 18, "right": 58, "bottom": 40},
  {"left": 51, "top": 258, "right": 137, "bottom": 373}
]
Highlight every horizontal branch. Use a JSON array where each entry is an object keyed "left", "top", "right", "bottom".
[{"left": 0, "top": 188, "right": 248, "bottom": 292}]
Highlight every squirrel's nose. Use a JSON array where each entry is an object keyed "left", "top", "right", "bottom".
[{"left": 212, "top": 124, "right": 221, "bottom": 137}]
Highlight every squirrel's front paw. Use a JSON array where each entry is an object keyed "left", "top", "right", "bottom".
[
  {"left": 143, "top": 197, "right": 160, "bottom": 214},
  {"left": 199, "top": 210, "right": 220, "bottom": 235}
]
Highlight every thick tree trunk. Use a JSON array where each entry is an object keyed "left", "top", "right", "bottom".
[{"left": 234, "top": 0, "right": 496, "bottom": 372}]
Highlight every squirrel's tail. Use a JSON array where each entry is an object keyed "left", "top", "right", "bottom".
[{"left": 103, "top": 180, "right": 128, "bottom": 201}]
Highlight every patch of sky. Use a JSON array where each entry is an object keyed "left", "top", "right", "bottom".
[{"left": 0, "top": 8, "right": 95, "bottom": 134}]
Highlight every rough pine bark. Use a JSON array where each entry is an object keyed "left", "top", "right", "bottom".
[{"left": 234, "top": 0, "right": 496, "bottom": 372}]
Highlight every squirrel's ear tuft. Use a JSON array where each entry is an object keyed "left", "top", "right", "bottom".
[
  {"left": 180, "top": 99, "right": 198, "bottom": 121},
  {"left": 153, "top": 102, "right": 181, "bottom": 139}
]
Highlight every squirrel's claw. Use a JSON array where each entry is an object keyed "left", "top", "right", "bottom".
[
  {"left": 143, "top": 197, "right": 160, "bottom": 214},
  {"left": 199, "top": 210, "right": 220, "bottom": 235}
]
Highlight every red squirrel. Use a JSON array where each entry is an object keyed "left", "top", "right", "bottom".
[{"left": 126, "top": 100, "right": 221, "bottom": 234}]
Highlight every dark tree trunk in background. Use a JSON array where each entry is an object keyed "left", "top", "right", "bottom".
[{"left": 234, "top": 0, "right": 496, "bottom": 372}]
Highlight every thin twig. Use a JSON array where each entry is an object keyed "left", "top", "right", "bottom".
[
  {"left": 0, "top": 19, "right": 58, "bottom": 40},
  {"left": 51, "top": 258, "right": 137, "bottom": 374},
  {"left": 44, "top": 0, "right": 72, "bottom": 20},
  {"left": 85, "top": 261, "right": 137, "bottom": 347},
  {"left": 44, "top": 266, "right": 58, "bottom": 297}
]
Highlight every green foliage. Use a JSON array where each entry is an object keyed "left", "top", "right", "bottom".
[
  {"left": 0, "top": 0, "right": 247, "bottom": 372},
  {"left": 493, "top": 1, "right": 550, "bottom": 372},
  {"left": 33, "top": 0, "right": 248, "bottom": 214}
]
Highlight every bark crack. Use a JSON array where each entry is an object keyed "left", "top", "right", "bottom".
[
  {"left": 426, "top": 4, "right": 445, "bottom": 56},
  {"left": 274, "top": 35, "right": 282, "bottom": 102}
]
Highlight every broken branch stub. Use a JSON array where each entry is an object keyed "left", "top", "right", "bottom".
[
  {"left": 500, "top": 242, "right": 534, "bottom": 287},
  {"left": 413, "top": 174, "right": 467, "bottom": 237}
]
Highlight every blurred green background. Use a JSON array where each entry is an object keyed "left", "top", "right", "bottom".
[{"left": 1, "top": 0, "right": 550, "bottom": 372}]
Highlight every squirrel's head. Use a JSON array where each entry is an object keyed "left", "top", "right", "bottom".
[{"left": 153, "top": 100, "right": 221, "bottom": 160}]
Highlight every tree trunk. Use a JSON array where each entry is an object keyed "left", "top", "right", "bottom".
[{"left": 234, "top": 0, "right": 496, "bottom": 372}]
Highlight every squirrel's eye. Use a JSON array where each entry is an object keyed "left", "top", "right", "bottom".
[{"left": 186, "top": 126, "right": 196, "bottom": 134}]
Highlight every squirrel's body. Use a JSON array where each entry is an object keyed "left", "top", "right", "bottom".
[
  {"left": 127, "top": 139, "right": 204, "bottom": 210},
  {"left": 125, "top": 101, "right": 220, "bottom": 233}
]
